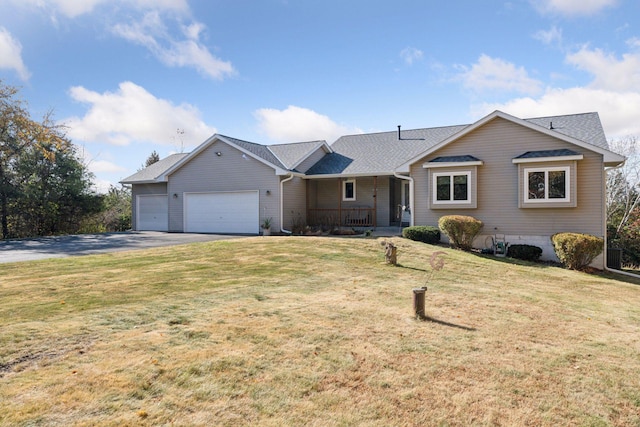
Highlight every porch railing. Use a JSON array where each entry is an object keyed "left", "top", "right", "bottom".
[{"left": 307, "top": 208, "right": 374, "bottom": 228}]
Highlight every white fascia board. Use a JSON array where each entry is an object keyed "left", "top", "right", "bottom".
[
  {"left": 119, "top": 179, "right": 159, "bottom": 185},
  {"left": 423, "top": 161, "right": 484, "bottom": 168},
  {"left": 512, "top": 154, "right": 583, "bottom": 164}
]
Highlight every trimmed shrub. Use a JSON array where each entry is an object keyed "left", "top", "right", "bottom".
[
  {"left": 402, "top": 226, "right": 441, "bottom": 244},
  {"left": 507, "top": 244, "right": 542, "bottom": 262},
  {"left": 551, "top": 232, "right": 604, "bottom": 270},
  {"left": 438, "top": 215, "right": 483, "bottom": 251}
]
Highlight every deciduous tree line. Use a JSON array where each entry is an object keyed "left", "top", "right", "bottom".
[{"left": 0, "top": 81, "right": 130, "bottom": 239}]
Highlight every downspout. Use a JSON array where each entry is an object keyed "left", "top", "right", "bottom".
[
  {"left": 394, "top": 172, "right": 414, "bottom": 227},
  {"left": 280, "top": 173, "right": 294, "bottom": 234}
]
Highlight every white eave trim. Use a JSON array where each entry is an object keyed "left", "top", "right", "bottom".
[
  {"left": 512, "top": 154, "right": 583, "bottom": 164},
  {"left": 423, "top": 161, "right": 483, "bottom": 168}
]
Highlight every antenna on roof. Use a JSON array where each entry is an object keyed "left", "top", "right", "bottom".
[
  {"left": 549, "top": 121, "right": 554, "bottom": 130},
  {"left": 398, "top": 125, "right": 402, "bottom": 140}
]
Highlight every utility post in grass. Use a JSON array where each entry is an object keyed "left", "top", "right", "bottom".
[{"left": 413, "top": 287, "right": 427, "bottom": 319}]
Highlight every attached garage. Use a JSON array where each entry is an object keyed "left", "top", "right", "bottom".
[
  {"left": 184, "top": 191, "right": 260, "bottom": 234},
  {"left": 137, "top": 195, "right": 169, "bottom": 231}
]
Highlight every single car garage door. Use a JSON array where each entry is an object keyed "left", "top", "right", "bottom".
[
  {"left": 137, "top": 194, "right": 169, "bottom": 231},
  {"left": 184, "top": 191, "right": 259, "bottom": 234}
]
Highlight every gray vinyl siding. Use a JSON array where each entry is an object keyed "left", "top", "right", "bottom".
[
  {"left": 167, "top": 141, "right": 281, "bottom": 232},
  {"left": 411, "top": 117, "right": 605, "bottom": 240},
  {"left": 297, "top": 147, "right": 328, "bottom": 173},
  {"left": 282, "top": 176, "right": 306, "bottom": 231},
  {"left": 131, "top": 183, "right": 167, "bottom": 230}
]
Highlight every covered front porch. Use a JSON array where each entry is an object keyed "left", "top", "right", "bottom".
[{"left": 305, "top": 176, "right": 410, "bottom": 229}]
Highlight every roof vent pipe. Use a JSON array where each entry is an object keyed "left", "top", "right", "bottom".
[
  {"left": 398, "top": 125, "right": 401, "bottom": 140},
  {"left": 549, "top": 121, "right": 554, "bottom": 130}
]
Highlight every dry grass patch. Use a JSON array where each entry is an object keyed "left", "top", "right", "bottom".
[{"left": 1, "top": 236, "right": 640, "bottom": 426}]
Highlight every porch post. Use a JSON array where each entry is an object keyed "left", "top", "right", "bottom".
[
  {"left": 338, "top": 178, "right": 342, "bottom": 228},
  {"left": 373, "top": 176, "right": 377, "bottom": 229}
]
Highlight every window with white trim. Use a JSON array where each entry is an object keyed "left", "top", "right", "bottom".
[
  {"left": 433, "top": 171, "right": 471, "bottom": 204},
  {"left": 343, "top": 179, "right": 356, "bottom": 201},
  {"left": 524, "top": 166, "right": 570, "bottom": 202}
]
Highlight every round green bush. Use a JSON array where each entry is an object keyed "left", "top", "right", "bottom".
[
  {"left": 551, "top": 232, "right": 603, "bottom": 270},
  {"left": 507, "top": 244, "right": 542, "bottom": 262},
  {"left": 438, "top": 215, "right": 483, "bottom": 251},
  {"left": 402, "top": 226, "right": 441, "bottom": 244}
]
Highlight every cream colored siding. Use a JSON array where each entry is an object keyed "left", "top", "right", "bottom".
[
  {"left": 131, "top": 183, "right": 167, "bottom": 230},
  {"left": 412, "top": 117, "right": 605, "bottom": 244},
  {"left": 297, "top": 147, "right": 328, "bottom": 173},
  {"left": 167, "top": 142, "right": 281, "bottom": 232},
  {"left": 282, "top": 176, "right": 306, "bottom": 230}
]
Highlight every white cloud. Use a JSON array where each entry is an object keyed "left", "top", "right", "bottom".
[
  {"left": 64, "top": 81, "right": 216, "bottom": 147},
  {"left": 566, "top": 46, "right": 640, "bottom": 92},
  {"left": 89, "top": 159, "right": 127, "bottom": 174},
  {"left": 532, "top": 0, "right": 617, "bottom": 16},
  {"left": 0, "top": 27, "right": 30, "bottom": 80},
  {"left": 458, "top": 54, "right": 543, "bottom": 95},
  {"left": 400, "top": 47, "right": 424, "bottom": 65},
  {"left": 111, "top": 11, "right": 235, "bottom": 80},
  {"left": 15, "top": 0, "right": 189, "bottom": 18},
  {"left": 472, "top": 44, "right": 640, "bottom": 138},
  {"left": 255, "top": 105, "right": 362, "bottom": 143},
  {"left": 475, "top": 87, "right": 640, "bottom": 138},
  {"left": 533, "top": 26, "right": 563, "bottom": 46}
]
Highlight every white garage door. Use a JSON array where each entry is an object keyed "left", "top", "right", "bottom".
[
  {"left": 184, "top": 191, "right": 259, "bottom": 234},
  {"left": 137, "top": 195, "right": 168, "bottom": 231}
]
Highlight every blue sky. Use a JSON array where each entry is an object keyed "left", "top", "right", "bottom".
[{"left": 1, "top": 0, "right": 639, "bottom": 192}]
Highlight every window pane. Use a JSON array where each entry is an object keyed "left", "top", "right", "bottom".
[
  {"left": 436, "top": 176, "right": 450, "bottom": 201},
  {"left": 528, "top": 171, "right": 545, "bottom": 199},
  {"left": 548, "top": 170, "right": 566, "bottom": 199},
  {"left": 453, "top": 175, "right": 468, "bottom": 201},
  {"left": 344, "top": 182, "right": 354, "bottom": 199}
]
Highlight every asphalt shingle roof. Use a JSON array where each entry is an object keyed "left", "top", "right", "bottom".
[
  {"left": 306, "top": 125, "right": 468, "bottom": 175},
  {"left": 124, "top": 112, "right": 613, "bottom": 182},
  {"left": 307, "top": 112, "right": 609, "bottom": 176},
  {"left": 524, "top": 112, "right": 608, "bottom": 149},
  {"left": 120, "top": 153, "right": 188, "bottom": 183},
  {"left": 268, "top": 140, "right": 327, "bottom": 170},
  {"left": 429, "top": 155, "right": 481, "bottom": 163},
  {"left": 514, "top": 149, "right": 580, "bottom": 159}
]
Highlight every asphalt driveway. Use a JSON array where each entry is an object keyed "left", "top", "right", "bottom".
[{"left": 0, "top": 231, "right": 244, "bottom": 263}]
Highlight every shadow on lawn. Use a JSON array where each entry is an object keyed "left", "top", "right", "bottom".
[{"left": 419, "top": 316, "right": 476, "bottom": 331}]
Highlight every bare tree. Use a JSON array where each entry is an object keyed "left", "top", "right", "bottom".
[{"left": 607, "top": 136, "right": 639, "bottom": 234}]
